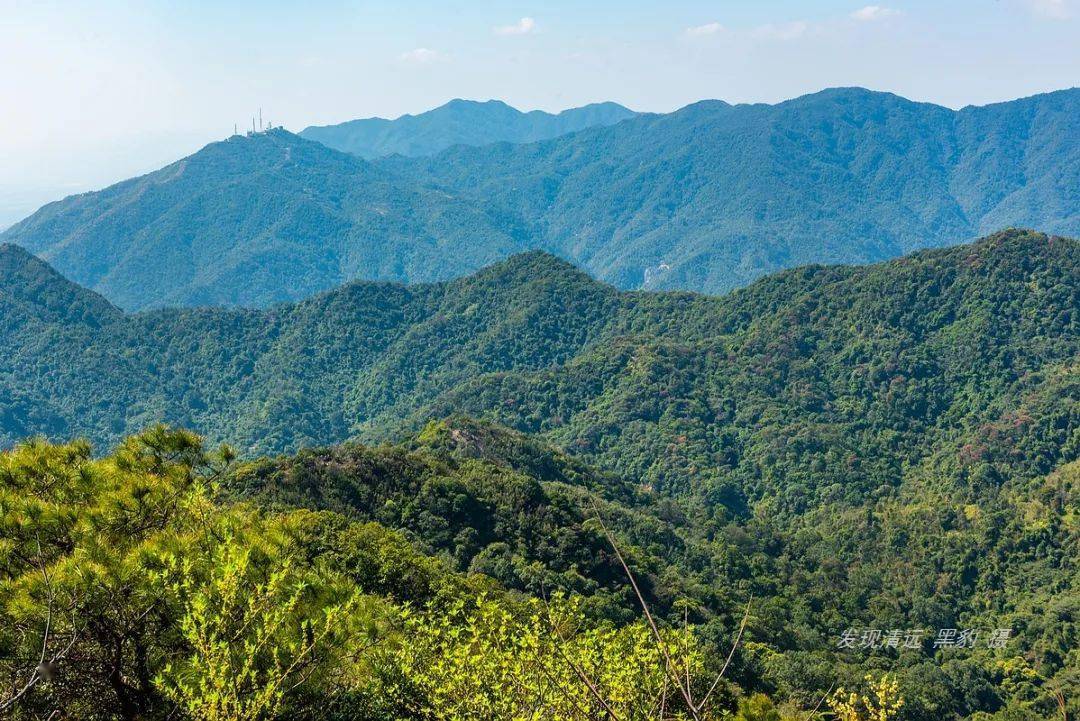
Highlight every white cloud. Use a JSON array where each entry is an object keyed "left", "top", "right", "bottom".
[
  {"left": 399, "top": 48, "right": 442, "bottom": 64},
  {"left": 1027, "top": 0, "right": 1072, "bottom": 19},
  {"left": 851, "top": 5, "right": 900, "bottom": 21},
  {"left": 493, "top": 17, "right": 536, "bottom": 36},
  {"left": 752, "top": 20, "right": 809, "bottom": 40},
  {"left": 684, "top": 22, "right": 724, "bottom": 37}
]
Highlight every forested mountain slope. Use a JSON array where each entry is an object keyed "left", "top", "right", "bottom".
[
  {"left": 387, "top": 87, "right": 1079, "bottom": 292},
  {"left": 1, "top": 230, "right": 1078, "bottom": 719},
  {"left": 0, "top": 229, "right": 1075, "bottom": 496},
  {"left": 4, "top": 418, "right": 1078, "bottom": 720},
  {"left": 3, "top": 425, "right": 725, "bottom": 721},
  {"left": 228, "top": 415, "right": 1080, "bottom": 720},
  {"left": 0, "top": 129, "right": 527, "bottom": 310},
  {"left": 300, "top": 98, "right": 637, "bottom": 158},
  {"left": 230, "top": 416, "right": 719, "bottom": 622},
  {"left": 4, "top": 89, "right": 1075, "bottom": 310}
]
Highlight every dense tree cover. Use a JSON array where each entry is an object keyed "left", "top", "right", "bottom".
[
  {"left": 0, "top": 427, "right": 807, "bottom": 721},
  {"left": 0, "top": 229, "right": 1073, "bottom": 470},
  {"left": 1, "top": 425, "right": 1070, "bottom": 720},
  {"left": 229, "top": 416, "right": 744, "bottom": 624},
  {"left": 300, "top": 98, "right": 637, "bottom": 159},
  {"left": 226, "top": 417, "right": 1079, "bottom": 721},
  {"left": 388, "top": 87, "right": 1079, "bottom": 292},
  {"left": 0, "top": 130, "right": 528, "bottom": 310},
  {"left": 0, "top": 230, "right": 1077, "bottom": 718},
  {"left": 0, "top": 241, "right": 628, "bottom": 452},
  {"left": 3, "top": 89, "right": 1076, "bottom": 309}
]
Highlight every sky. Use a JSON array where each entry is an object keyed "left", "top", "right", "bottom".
[{"left": 1, "top": 0, "right": 1077, "bottom": 227}]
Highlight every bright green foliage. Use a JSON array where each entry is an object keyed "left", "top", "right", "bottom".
[
  {"left": 731, "top": 694, "right": 784, "bottom": 721},
  {"left": 366, "top": 594, "right": 706, "bottom": 721},
  {"left": 828, "top": 675, "right": 905, "bottom": 721},
  {"left": 155, "top": 544, "right": 358, "bottom": 721},
  {"left": 0, "top": 427, "right": 375, "bottom": 720},
  {"left": 0, "top": 429, "right": 741, "bottom": 721},
  {"left": 0, "top": 426, "right": 230, "bottom": 718}
]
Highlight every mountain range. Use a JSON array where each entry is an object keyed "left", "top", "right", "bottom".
[
  {"left": 0, "top": 130, "right": 527, "bottom": 309},
  {"left": 3, "top": 64, "right": 1080, "bottom": 720},
  {"left": 388, "top": 86, "right": 1080, "bottom": 291},
  {"left": 1, "top": 229, "right": 1075, "bottom": 485},
  {"left": 300, "top": 98, "right": 638, "bottom": 159},
  {"left": 2, "top": 87, "right": 1077, "bottom": 310},
  {"left": 2, "top": 228, "right": 1078, "bottom": 719}
]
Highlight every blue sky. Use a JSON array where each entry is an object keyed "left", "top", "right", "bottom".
[{"left": 0, "top": 0, "right": 1077, "bottom": 225}]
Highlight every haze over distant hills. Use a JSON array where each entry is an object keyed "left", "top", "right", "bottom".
[
  {"left": 1, "top": 129, "right": 528, "bottom": 310},
  {"left": 3, "top": 87, "right": 1077, "bottom": 309},
  {"left": 300, "top": 99, "right": 638, "bottom": 159},
  {"left": 388, "top": 86, "right": 1080, "bottom": 292}
]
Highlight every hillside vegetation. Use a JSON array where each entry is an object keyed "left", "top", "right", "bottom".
[
  {"left": 1, "top": 130, "right": 527, "bottom": 310},
  {"left": 1, "top": 417, "right": 1075, "bottom": 719},
  {"left": 1, "top": 426, "right": 735, "bottom": 721},
  {"left": 0, "top": 229, "right": 1074, "bottom": 476},
  {"left": 0, "top": 230, "right": 1077, "bottom": 719}
]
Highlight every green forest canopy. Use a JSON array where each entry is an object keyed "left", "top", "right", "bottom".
[
  {"left": 0, "top": 229, "right": 1077, "bottom": 719},
  {"left": 2, "top": 423, "right": 1076, "bottom": 719}
]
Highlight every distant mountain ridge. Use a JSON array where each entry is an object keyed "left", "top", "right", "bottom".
[
  {"left": 3, "top": 87, "right": 1076, "bottom": 309},
  {"left": 385, "top": 86, "right": 1080, "bottom": 293},
  {"left": 300, "top": 99, "right": 638, "bottom": 158},
  {"left": 1, "top": 129, "right": 528, "bottom": 310}
]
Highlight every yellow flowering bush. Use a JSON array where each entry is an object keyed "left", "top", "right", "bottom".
[{"left": 827, "top": 674, "right": 904, "bottom": 721}]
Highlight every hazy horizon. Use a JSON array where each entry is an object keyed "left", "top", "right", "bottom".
[{"left": 2, "top": 0, "right": 1077, "bottom": 227}]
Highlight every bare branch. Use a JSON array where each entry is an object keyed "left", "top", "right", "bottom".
[
  {"left": 1052, "top": 685, "right": 1066, "bottom": 721},
  {"left": 699, "top": 594, "right": 752, "bottom": 711},
  {"left": 35, "top": 539, "right": 54, "bottom": 669},
  {"left": 0, "top": 553, "right": 79, "bottom": 714},
  {"left": 539, "top": 589, "right": 624, "bottom": 721},
  {"left": 800, "top": 683, "right": 834, "bottom": 721},
  {"left": 589, "top": 499, "right": 699, "bottom": 715}
]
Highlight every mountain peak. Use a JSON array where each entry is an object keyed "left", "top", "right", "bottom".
[
  {"left": 471, "top": 250, "right": 596, "bottom": 282},
  {"left": 779, "top": 86, "right": 934, "bottom": 112},
  {"left": 951, "top": 228, "right": 1077, "bottom": 265},
  {"left": 0, "top": 241, "right": 32, "bottom": 260},
  {"left": 194, "top": 126, "right": 356, "bottom": 164},
  {"left": 299, "top": 99, "right": 638, "bottom": 159},
  {"left": 0, "top": 124, "right": 522, "bottom": 311},
  {"left": 442, "top": 98, "right": 515, "bottom": 111}
]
